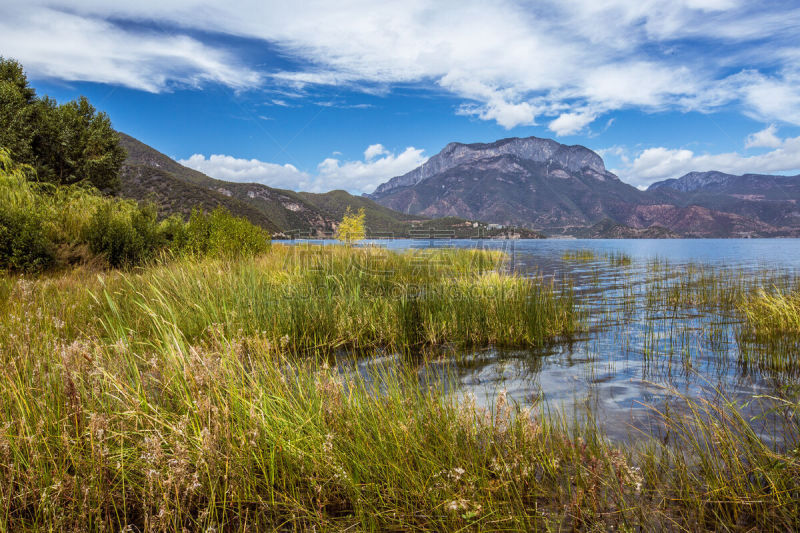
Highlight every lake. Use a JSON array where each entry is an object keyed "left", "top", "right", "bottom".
[{"left": 321, "top": 238, "right": 800, "bottom": 443}]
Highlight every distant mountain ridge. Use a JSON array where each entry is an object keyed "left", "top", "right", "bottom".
[
  {"left": 118, "top": 133, "right": 800, "bottom": 239},
  {"left": 369, "top": 137, "right": 800, "bottom": 237},
  {"left": 647, "top": 170, "right": 800, "bottom": 230},
  {"left": 647, "top": 171, "right": 738, "bottom": 193},
  {"left": 368, "top": 136, "right": 652, "bottom": 231},
  {"left": 648, "top": 170, "right": 800, "bottom": 196}
]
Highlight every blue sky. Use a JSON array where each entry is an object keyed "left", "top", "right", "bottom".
[{"left": 3, "top": 1, "right": 800, "bottom": 193}]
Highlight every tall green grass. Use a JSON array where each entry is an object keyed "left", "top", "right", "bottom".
[
  {"left": 740, "top": 286, "right": 800, "bottom": 337},
  {"left": 84, "top": 245, "right": 577, "bottom": 353},
  {"left": 1, "top": 305, "right": 797, "bottom": 530},
  {"left": 2, "top": 246, "right": 800, "bottom": 530}
]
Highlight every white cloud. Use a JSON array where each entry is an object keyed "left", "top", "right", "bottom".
[
  {"left": 738, "top": 71, "right": 800, "bottom": 125},
  {"left": 456, "top": 86, "right": 540, "bottom": 129},
  {"left": 549, "top": 112, "right": 596, "bottom": 136},
  {"left": 3, "top": 1, "right": 800, "bottom": 127},
  {"left": 745, "top": 124, "right": 782, "bottom": 149},
  {"left": 581, "top": 62, "right": 696, "bottom": 109},
  {"left": 615, "top": 136, "right": 800, "bottom": 187},
  {"left": 596, "top": 145, "right": 630, "bottom": 164},
  {"left": 622, "top": 147, "right": 696, "bottom": 187},
  {"left": 465, "top": 100, "right": 538, "bottom": 130},
  {"left": 317, "top": 146, "right": 427, "bottom": 193},
  {"left": 178, "top": 154, "right": 313, "bottom": 190},
  {"left": 179, "top": 144, "right": 427, "bottom": 194},
  {"left": 0, "top": 5, "right": 260, "bottom": 92},
  {"left": 364, "top": 144, "right": 389, "bottom": 160}
]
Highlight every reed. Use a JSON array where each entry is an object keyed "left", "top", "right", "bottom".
[
  {"left": 79, "top": 244, "right": 578, "bottom": 353},
  {"left": 605, "top": 250, "right": 632, "bottom": 267},
  {"left": 739, "top": 286, "right": 800, "bottom": 337},
  {"left": 1, "top": 322, "right": 797, "bottom": 530},
  {"left": 561, "top": 249, "right": 597, "bottom": 262}
]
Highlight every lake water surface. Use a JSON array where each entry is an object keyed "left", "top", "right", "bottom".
[{"left": 306, "top": 238, "right": 800, "bottom": 443}]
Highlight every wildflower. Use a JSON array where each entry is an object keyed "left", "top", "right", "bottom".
[
  {"left": 445, "top": 499, "right": 468, "bottom": 512},
  {"left": 626, "top": 466, "right": 644, "bottom": 493},
  {"left": 444, "top": 498, "right": 480, "bottom": 517},
  {"left": 323, "top": 433, "right": 334, "bottom": 454},
  {"left": 189, "top": 472, "right": 202, "bottom": 492}
]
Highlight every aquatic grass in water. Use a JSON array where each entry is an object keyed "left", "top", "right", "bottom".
[
  {"left": 87, "top": 245, "right": 578, "bottom": 353},
  {"left": 740, "top": 286, "right": 800, "bottom": 337},
  {"left": 736, "top": 285, "right": 800, "bottom": 374},
  {"left": 562, "top": 249, "right": 597, "bottom": 262},
  {"left": 560, "top": 249, "right": 631, "bottom": 268},
  {"left": 605, "top": 250, "right": 632, "bottom": 267}
]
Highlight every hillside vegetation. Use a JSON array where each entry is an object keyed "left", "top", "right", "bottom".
[{"left": 0, "top": 149, "right": 269, "bottom": 272}]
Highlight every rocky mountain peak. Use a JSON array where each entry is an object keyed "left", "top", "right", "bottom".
[
  {"left": 370, "top": 136, "right": 609, "bottom": 197},
  {"left": 647, "top": 171, "right": 735, "bottom": 193}
]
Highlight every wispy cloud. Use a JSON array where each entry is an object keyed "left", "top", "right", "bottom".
[
  {"left": 0, "top": 4, "right": 260, "bottom": 92},
  {"left": 3, "top": 1, "right": 800, "bottom": 129},
  {"left": 269, "top": 99, "right": 293, "bottom": 107},
  {"left": 314, "top": 101, "right": 375, "bottom": 109}
]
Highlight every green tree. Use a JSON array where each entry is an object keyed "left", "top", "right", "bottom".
[
  {"left": 35, "top": 96, "right": 125, "bottom": 192},
  {"left": 335, "top": 206, "right": 366, "bottom": 243},
  {"left": 0, "top": 57, "right": 126, "bottom": 193},
  {"left": 0, "top": 57, "right": 38, "bottom": 165}
]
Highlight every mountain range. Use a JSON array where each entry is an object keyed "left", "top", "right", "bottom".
[
  {"left": 117, "top": 133, "right": 800, "bottom": 239},
  {"left": 117, "top": 133, "right": 541, "bottom": 239},
  {"left": 367, "top": 137, "right": 800, "bottom": 238}
]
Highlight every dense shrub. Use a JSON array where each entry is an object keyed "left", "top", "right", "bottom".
[
  {"left": 85, "top": 202, "right": 163, "bottom": 268},
  {"left": 48, "top": 185, "right": 109, "bottom": 244},
  {"left": 182, "top": 207, "right": 270, "bottom": 258},
  {"left": 0, "top": 149, "right": 53, "bottom": 272},
  {"left": 158, "top": 214, "right": 189, "bottom": 249},
  {"left": 0, "top": 207, "right": 53, "bottom": 272}
]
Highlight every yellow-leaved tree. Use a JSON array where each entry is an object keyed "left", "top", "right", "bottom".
[{"left": 335, "top": 206, "right": 366, "bottom": 243}]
